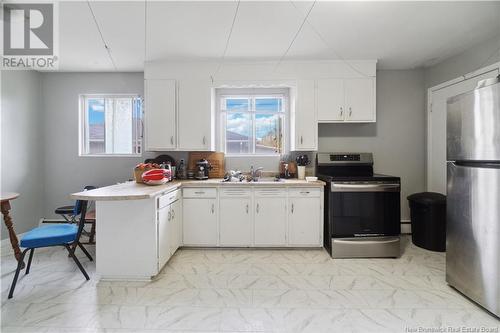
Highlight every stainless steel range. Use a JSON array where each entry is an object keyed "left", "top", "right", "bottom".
[{"left": 317, "top": 153, "right": 401, "bottom": 258}]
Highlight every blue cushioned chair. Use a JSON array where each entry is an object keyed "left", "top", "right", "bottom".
[{"left": 8, "top": 200, "right": 93, "bottom": 299}]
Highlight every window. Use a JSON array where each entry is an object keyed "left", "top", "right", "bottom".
[
  {"left": 218, "top": 88, "right": 288, "bottom": 156},
  {"left": 79, "top": 94, "right": 143, "bottom": 156}
]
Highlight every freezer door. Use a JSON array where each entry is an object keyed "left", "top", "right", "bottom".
[
  {"left": 446, "top": 161, "right": 500, "bottom": 316},
  {"left": 447, "top": 81, "right": 500, "bottom": 161}
]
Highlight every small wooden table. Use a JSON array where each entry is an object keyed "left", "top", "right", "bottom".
[{"left": 1, "top": 192, "right": 25, "bottom": 268}]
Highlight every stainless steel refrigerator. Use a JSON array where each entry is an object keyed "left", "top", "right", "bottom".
[{"left": 446, "top": 76, "right": 500, "bottom": 317}]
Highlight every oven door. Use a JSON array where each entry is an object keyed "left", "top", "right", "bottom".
[{"left": 330, "top": 182, "right": 401, "bottom": 237}]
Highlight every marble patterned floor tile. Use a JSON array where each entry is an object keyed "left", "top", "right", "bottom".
[{"left": 2, "top": 236, "right": 499, "bottom": 332}]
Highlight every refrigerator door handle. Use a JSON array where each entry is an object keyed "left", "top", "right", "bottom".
[{"left": 452, "top": 161, "right": 500, "bottom": 169}]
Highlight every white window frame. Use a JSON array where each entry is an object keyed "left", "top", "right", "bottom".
[
  {"left": 216, "top": 88, "right": 290, "bottom": 157},
  {"left": 78, "top": 94, "right": 143, "bottom": 157}
]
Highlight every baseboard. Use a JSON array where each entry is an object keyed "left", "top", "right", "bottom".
[{"left": 401, "top": 219, "right": 411, "bottom": 234}]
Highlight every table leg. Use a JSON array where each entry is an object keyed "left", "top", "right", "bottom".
[{"left": 1, "top": 200, "right": 25, "bottom": 269}]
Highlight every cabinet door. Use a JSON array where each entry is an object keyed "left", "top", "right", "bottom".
[
  {"left": 178, "top": 80, "right": 213, "bottom": 151},
  {"left": 344, "top": 78, "right": 375, "bottom": 122},
  {"left": 219, "top": 197, "right": 253, "bottom": 246},
  {"left": 182, "top": 198, "right": 217, "bottom": 246},
  {"left": 169, "top": 199, "right": 182, "bottom": 255},
  {"left": 157, "top": 205, "right": 171, "bottom": 270},
  {"left": 145, "top": 79, "right": 177, "bottom": 150},
  {"left": 294, "top": 80, "right": 317, "bottom": 151},
  {"left": 316, "top": 79, "right": 344, "bottom": 122},
  {"left": 289, "top": 198, "right": 321, "bottom": 246},
  {"left": 254, "top": 197, "right": 287, "bottom": 246}
]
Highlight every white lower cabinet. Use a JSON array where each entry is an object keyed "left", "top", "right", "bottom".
[
  {"left": 254, "top": 197, "right": 287, "bottom": 246},
  {"left": 157, "top": 190, "right": 181, "bottom": 271},
  {"left": 157, "top": 204, "right": 171, "bottom": 270},
  {"left": 289, "top": 197, "right": 321, "bottom": 246},
  {"left": 219, "top": 197, "right": 253, "bottom": 246},
  {"left": 169, "top": 198, "right": 182, "bottom": 255},
  {"left": 181, "top": 186, "right": 323, "bottom": 248},
  {"left": 183, "top": 196, "right": 217, "bottom": 246}
]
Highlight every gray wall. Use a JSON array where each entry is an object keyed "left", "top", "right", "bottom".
[
  {"left": 318, "top": 70, "right": 426, "bottom": 220},
  {"left": 425, "top": 33, "right": 500, "bottom": 88},
  {"left": 41, "top": 72, "right": 152, "bottom": 218},
  {"left": 1, "top": 70, "right": 45, "bottom": 237}
]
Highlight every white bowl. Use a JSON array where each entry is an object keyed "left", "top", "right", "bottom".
[{"left": 305, "top": 176, "right": 318, "bottom": 182}]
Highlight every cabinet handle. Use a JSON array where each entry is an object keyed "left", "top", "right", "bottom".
[
  {"left": 246, "top": 204, "right": 249, "bottom": 214},
  {"left": 300, "top": 191, "right": 310, "bottom": 194},
  {"left": 340, "top": 107, "right": 343, "bottom": 117},
  {"left": 349, "top": 107, "right": 352, "bottom": 117},
  {"left": 256, "top": 203, "right": 259, "bottom": 214},
  {"left": 195, "top": 191, "right": 205, "bottom": 194},
  {"left": 170, "top": 136, "right": 174, "bottom": 145},
  {"left": 202, "top": 136, "right": 206, "bottom": 145},
  {"left": 171, "top": 208, "right": 175, "bottom": 219},
  {"left": 291, "top": 203, "right": 294, "bottom": 214},
  {"left": 167, "top": 210, "right": 171, "bottom": 221},
  {"left": 300, "top": 136, "right": 303, "bottom": 144},
  {"left": 211, "top": 203, "right": 215, "bottom": 214}
]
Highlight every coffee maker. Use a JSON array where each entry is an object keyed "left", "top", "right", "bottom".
[{"left": 195, "top": 159, "right": 212, "bottom": 180}]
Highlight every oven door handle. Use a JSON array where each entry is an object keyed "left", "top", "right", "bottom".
[{"left": 331, "top": 183, "right": 400, "bottom": 192}]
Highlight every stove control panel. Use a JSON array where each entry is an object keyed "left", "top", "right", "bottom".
[
  {"left": 317, "top": 152, "right": 373, "bottom": 166},
  {"left": 330, "top": 154, "right": 361, "bottom": 161}
]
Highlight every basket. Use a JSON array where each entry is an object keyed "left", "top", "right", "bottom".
[{"left": 134, "top": 168, "right": 154, "bottom": 184}]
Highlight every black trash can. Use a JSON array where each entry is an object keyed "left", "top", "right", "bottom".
[{"left": 407, "top": 192, "right": 446, "bottom": 252}]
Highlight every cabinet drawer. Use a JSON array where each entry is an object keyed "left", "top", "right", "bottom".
[
  {"left": 183, "top": 188, "right": 217, "bottom": 198},
  {"left": 255, "top": 188, "right": 287, "bottom": 197},
  {"left": 288, "top": 188, "right": 321, "bottom": 198},
  {"left": 158, "top": 189, "right": 181, "bottom": 209},
  {"left": 220, "top": 188, "right": 252, "bottom": 197}
]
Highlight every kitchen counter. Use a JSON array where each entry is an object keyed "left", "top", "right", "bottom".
[{"left": 71, "top": 179, "right": 325, "bottom": 201}]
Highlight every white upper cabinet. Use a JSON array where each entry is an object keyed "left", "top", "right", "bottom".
[
  {"left": 178, "top": 80, "right": 214, "bottom": 151},
  {"left": 145, "top": 79, "right": 177, "bottom": 151},
  {"left": 316, "top": 77, "right": 376, "bottom": 123},
  {"left": 317, "top": 79, "right": 344, "bottom": 122},
  {"left": 292, "top": 80, "right": 317, "bottom": 151},
  {"left": 344, "top": 78, "right": 376, "bottom": 122}
]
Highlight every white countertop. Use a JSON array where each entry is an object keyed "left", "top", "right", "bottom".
[{"left": 71, "top": 179, "right": 325, "bottom": 201}]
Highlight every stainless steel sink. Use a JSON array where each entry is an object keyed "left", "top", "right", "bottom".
[{"left": 248, "top": 177, "right": 284, "bottom": 183}]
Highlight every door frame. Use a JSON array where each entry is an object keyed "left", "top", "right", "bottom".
[{"left": 426, "top": 61, "right": 500, "bottom": 190}]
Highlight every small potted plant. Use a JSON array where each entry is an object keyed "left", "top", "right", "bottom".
[{"left": 295, "top": 155, "right": 310, "bottom": 180}]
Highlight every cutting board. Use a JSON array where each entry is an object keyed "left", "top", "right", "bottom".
[{"left": 188, "top": 152, "right": 225, "bottom": 178}]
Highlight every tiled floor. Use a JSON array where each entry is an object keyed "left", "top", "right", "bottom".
[{"left": 1, "top": 237, "right": 498, "bottom": 332}]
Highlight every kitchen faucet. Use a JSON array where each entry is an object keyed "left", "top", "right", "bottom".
[{"left": 249, "top": 166, "right": 264, "bottom": 182}]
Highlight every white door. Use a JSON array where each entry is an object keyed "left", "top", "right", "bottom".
[
  {"left": 177, "top": 80, "right": 213, "bottom": 151},
  {"left": 428, "top": 69, "right": 499, "bottom": 193},
  {"left": 157, "top": 205, "right": 171, "bottom": 270},
  {"left": 344, "top": 78, "right": 375, "bottom": 122},
  {"left": 289, "top": 198, "right": 321, "bottom": 246},
  {"left": 316, "top": 79, "right": 344, "bottom": 122},
  {"left": 145, "top": 79, "right": 177, "bottom": 150},
  {"left": 169, "top": 199, "right": 182, "bottom": 254},
  {"left": 294, "top": 80, "right": 317, "bottom": 150},
  {"left": 254, "top": 197, "right": 287, "bottom": 246},
  {"left": 182, "top": 198, "right": 217, "bottom": 246},
  {"left": 219, "top": 197, "right": 253, "bottom": 246}
]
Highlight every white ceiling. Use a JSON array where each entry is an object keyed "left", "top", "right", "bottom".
[{"left": 58, "top": 1, "right": 500, "bottom": 71}]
